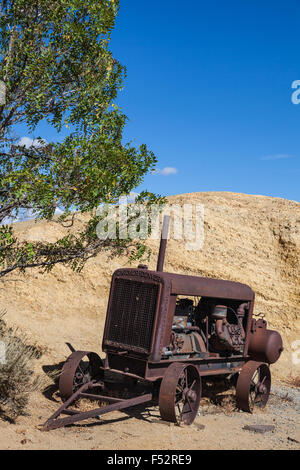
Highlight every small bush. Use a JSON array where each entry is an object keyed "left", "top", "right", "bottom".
[
  {"left": 288, "top": 375, "right": 300, "bottom": 388},
  {"left": 0, "top": 312, "right": 43, "bottom": 421}
]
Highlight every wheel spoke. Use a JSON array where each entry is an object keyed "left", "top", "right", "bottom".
[
  {"left": 175, "top": 395, "right": 184, "bottom": 405},
  {"left": 189, "top": 379, "right": 196, "bottom": 391},
  {"left": 252, "top": 370, "right": 259, "bottom": 384},
  {"left": 250, "top": 380, "right": 257, "bottom": 390},
  {"left": 184, "top": 369, "right": 188, "bottom": 387},
  {"left": 185, "top": 397, "right": 192, "bottom": 412},
  {"left": 179, "top": 403, "right": 191, "bottom": 420},
  {"left": 254, "top": 395, "right": 263, "bottom": 404},
  {"left": 77, "top": 361, "right": 86, "bottom": 376},
  {"left": 260, "top": 376, "right": 266, "bottom": 387}
]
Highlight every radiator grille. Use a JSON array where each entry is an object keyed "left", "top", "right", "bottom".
[{"left": 105, "top": 278, "right": 160, "bottom": 353}]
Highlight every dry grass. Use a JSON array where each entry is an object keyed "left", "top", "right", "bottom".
[
  {"left": 76, "top": 398, "right": 107, "bottom": 412},
  {"left": 285, "top": 375, "right": 300, "bottom": 388},
  {"left": 200, "top": 378, "right": 237, "bottom": 415},
  {"left": 0, "top": 312, "right": 44, "bottom": 422},
  {"left": 289, "top": 376, "right": 300, "bottom": 388}
]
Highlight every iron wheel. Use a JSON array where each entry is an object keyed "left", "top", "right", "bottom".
[
  {"left": 59, "top": 350, "right": 103, "bottom": 401},
  {"left": 236, "top": 360, "right": 271, "bottom": 412},
  {"left": 159, "top": 362, "right": 201, "bottom": 425}
]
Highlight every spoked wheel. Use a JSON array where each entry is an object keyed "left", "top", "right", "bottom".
[
  {"left": 159, "top": 363, "right": 201, "bottom": 425},
  {"left": 236, "top": 361, "right": 271, "bottom": 413},
  {"left": 59, "top": 351, "right": 103, "bottom": 401}
]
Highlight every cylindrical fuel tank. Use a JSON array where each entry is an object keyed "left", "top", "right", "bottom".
[{"left": 248, "top": 319, "right": 283, "bottom": 364}]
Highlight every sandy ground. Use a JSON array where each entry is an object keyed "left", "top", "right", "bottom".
[
  {"left": 0, "top": 381, "right": 299, "bottom": 450},
  {"left": 0, "top": 191, "right": 299, "bottom": 450}
]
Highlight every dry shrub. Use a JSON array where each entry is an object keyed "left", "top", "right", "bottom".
[
  {"left": 283, "top": 374, "right": 300, "bottom": 388},
  {"left": 288, "top": 376, "right": 300, "bottom": 388},
  {"left": 0, "top": 312, "right": 44, "bottom": 421}
]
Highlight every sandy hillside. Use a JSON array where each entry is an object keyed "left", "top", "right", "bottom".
[
  {"left": 0, "top": 191, "right": 299, "bottom": 378},
  {"left": 0, "top": 191, "right": 299, "bottom": 450}
]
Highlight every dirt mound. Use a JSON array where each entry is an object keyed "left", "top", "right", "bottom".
[{"left": 0, "top": 191, "right": 299, "bottom": 381}]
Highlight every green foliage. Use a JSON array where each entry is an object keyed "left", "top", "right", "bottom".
[
  {"left": 0, "top": 0, "right": 122, "bottom": 133},
  {"left": 0, "top": 1, "right": 164, "bottom": 277}
]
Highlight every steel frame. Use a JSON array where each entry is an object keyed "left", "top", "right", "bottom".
[{"left": 41, "top": 381, "right": 153, "bottom": 431}]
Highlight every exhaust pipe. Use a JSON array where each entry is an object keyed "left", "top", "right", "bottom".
[{"left": 156, "top": 215, "right": 170, "bottom": 272}]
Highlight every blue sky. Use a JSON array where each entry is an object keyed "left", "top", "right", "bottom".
[{"left": 17, "top": 0, "right": 300, "bottom": 202}]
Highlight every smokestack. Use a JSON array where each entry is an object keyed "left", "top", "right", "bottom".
[{"left": 156, "top": 215, "right": 170, "bottom": 272}]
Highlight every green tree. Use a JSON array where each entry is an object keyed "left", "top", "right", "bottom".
[{"left": 0, "top": 0, "right": 163, "bottom": 278}]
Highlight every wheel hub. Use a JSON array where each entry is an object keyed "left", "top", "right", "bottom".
[
  {"left": 185, "top": 389, "right": 197, "bottom": 403},
  {"left": 258, "top": 383, "right": 267, "bottom": 394}
]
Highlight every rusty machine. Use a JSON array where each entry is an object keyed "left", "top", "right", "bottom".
[{"left": 42, "top": 216, "right": 283, "bottom": 431}]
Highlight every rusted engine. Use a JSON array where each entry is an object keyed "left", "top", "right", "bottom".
[{"left": 43, "top": 216, "right": 283, "bottom": 431}]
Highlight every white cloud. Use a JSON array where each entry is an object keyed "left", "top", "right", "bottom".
[
  {"left": 1, "top": 208, "right": 38, "bottom": 225},
  {"left": 17, "top": 136, "right": 48, "bottom": 148},
  {"left": 1, "top": 207, "right": 64, "bottom": 225},
  {"left": 261, "top": 154, "right": 293, "bottom": 161},
  {"left": 152, "top": 167, "right": 178, "bottom": 176},
  {"left": 54, "top": 207, "right": 64, "bottom": 216},
  {"left": 1, "top": 216, "right": 17, "bottom": 225}
]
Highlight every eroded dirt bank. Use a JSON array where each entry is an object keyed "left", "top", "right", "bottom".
[{"left": 0, "top": 191, "right": 299, "bottom": 449}]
